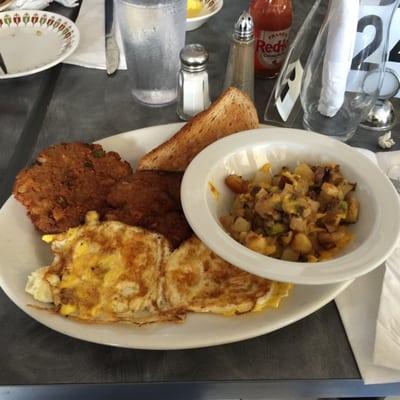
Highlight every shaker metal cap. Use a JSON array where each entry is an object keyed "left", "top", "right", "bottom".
[
  {"left": 180, "top": 44, "right": 209, "bottom": 72},
  {"left": 234, "top": 11, "right": 254, "bottom": 41}
]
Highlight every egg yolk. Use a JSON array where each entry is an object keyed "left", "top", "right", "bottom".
[{"left": 187, "top": 0, "right": 203, "bottom": 18}]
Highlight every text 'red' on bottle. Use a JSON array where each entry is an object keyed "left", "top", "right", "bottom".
[{"left": 250, "top": 0, "right": 292, "bottom": 79}]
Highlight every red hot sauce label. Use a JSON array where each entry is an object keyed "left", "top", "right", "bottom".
[{"left": 255, "top": 28, "right": 290, "bottom": 69}]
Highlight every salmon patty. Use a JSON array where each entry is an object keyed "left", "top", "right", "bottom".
[
  {"left": 105, "top": 171, "right": 192, "bottom": 248},
  {"left": 13, "top": 143, "right": 132, "bottom": 233}
]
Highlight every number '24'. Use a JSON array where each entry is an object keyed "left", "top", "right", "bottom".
[{"left": 351, "top": 1, "right": 400, "bottom": 70}]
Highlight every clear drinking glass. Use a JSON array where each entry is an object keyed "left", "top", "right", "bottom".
[
  {"left": 300, "top": 0, "right": 399, "bottom": 141},
  {"left": 115, "top": 0, "right": 187, "bottom": 107}
]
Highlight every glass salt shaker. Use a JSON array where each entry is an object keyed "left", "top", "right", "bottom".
[{"left": 177, "top": 44, "right": 211, "bottom": 121}]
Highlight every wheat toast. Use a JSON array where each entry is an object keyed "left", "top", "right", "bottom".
[{"left": 138, "top": 87, "right": 259, "bottom": 172}]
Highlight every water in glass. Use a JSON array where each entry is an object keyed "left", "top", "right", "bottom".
[{"left": 116, "top": 0, "right": 187, "bottom": 106}]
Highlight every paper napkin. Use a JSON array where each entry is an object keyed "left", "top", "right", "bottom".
[
  {"left": 63, "top": 0, "right": 127, "bottom": 70},
  {"left": 9, "top": 0, "right": 78, "bottom": 9},
  {"left": 374, "top": 151, "right": 400, "bottom": 372},
  {"left": 374, "top": 248, "right": 400, "bottom": 371},
  {"left": 335, "top": 148, "right": 400, "bottom": 384},
  {"left": 336, "top": 266, "right": 400, "bottom": 384}
]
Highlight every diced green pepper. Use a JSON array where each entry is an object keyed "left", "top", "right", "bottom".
[{"left": 267, "top": 223, "right": 286, "bottom": 236}]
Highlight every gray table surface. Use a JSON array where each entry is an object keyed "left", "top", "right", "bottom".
[{"left": 1, "top": 0, "right": 400, "bottom": 398}]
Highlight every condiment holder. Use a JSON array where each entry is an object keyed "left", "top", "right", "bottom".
[{"left": 359, "top": 68, "right": 400, "bottom": 132}]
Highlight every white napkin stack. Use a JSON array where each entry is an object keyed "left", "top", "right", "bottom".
[
  {"left": 9, "top": 0, "right": 78, "bottom": 9},
  {"left": 63, "top": 0, "right": 127, "bottom": 70},
  {"left": 375, "top": 250, "right": 400, "bottom": 371},
  {"left": 336, "top": 148, "right": 400, "bottom": 384}
]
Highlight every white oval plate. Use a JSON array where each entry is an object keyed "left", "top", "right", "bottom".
[
  {"left": 0, "top": 10, "right": 79, "bottom": 79},
  {"left": 181, "top": 128, "right": 400, "bottom": 285},
  {"left": 0, "top": 123, "right": 352, "bottom": 349}
]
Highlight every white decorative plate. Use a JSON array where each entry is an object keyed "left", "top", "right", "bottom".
[
  {"left": 0, "top": 0, "right": 12, "bottom": 12},
  {"left": 0, "top": 123, "right": 352, "bottom": 349},
  {"left": 0, "top": 10, "right": 79, "bottom": 79}
]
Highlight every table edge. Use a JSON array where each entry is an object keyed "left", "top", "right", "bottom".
[{"left": 1, "top": 379, "right": 399, "bottom": 399}]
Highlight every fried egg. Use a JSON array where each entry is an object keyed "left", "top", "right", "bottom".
[
  {"left": 26, "top": 216, "right": 292, "bottom": 324},
  {"left": 26, "top": 211, "right": 178, "bottom": 324},
  {"left": 163, "top": 236, "right": 292, "bottom": 316},
  {"left": 26, "top": 266, "right": 53, "bottom": 303}
]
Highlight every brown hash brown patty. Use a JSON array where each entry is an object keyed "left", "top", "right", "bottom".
[
  {"left": 13, "top": 143, "right": 133, "bottom": 233},
  {"left": 105, "top": 171, "right": 192, "bottom": 248}
]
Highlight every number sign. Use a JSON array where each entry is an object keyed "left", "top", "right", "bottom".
[
  {"left": 267, "top": 1, "right": 400, "bottom": 124},
  {"left": 348, "top": 2, "right": 400, "bottom": 97},
  {"left": 275, "top": 61, "right": 303, "bottom": 122},
  {"left": 387, "top": 3, "right": 400, "bottom": 89}
]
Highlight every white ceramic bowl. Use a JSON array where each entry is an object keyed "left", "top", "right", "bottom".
[
  {"left": 181, "top": 128, "right": 400, "bottom": 285},
  {"left": 186, "top": 0, "right": 223, "bottom": 31}
]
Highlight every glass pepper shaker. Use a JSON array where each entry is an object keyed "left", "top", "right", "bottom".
[
  {"left": 223, "top": 11, "right": 254, "bottom": 100},
  {"left": 177, "top": 44, "right": 211, "bottom": 121}
]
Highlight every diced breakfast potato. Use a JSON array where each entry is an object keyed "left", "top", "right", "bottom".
[
  {"left": 295, "top": 163, "right": 314, "bottom": 182},
  {"left": 290, "top": 217, "right": 307, "bottom": 232},
  {"left": 254, "top": 193, "right": 281, "bottom": 217},
  {"left": 220, "top": 215, "right": 234, "bottom": 230},
  {"left": 253, "top": 164, "right": 272, "bottom": 186},
  {"left": 245, "top": 232, "right": 276, "bottom": 255},
  {"left": 338, "top": 181, "right": 356, "bottom": 197},
  {"left": 317, "top": 231, "right": 336, "bottom": 250},
  {"left": 279, "top": 231, "right": 293, "bottom": 246},
  {"left": 231, "top": 217, "right": 251, "bottom": 232},
  {"left": 321, "top": 182, "right": 340, "bottom": 198},
  {"left": 260, "top": 163, "right": 271, "bottom": 173},
  {"left": 294, "top": 179, "right": 309, "bottom": 196},
  {"left": 345, "top": 193, "right": 360, "bottom": 223},
  {"left": 220, "top": 162, "right": 359, "bottom": 263},
  {"left": 281, "top": 247, "right": 300, "bottom": 261},
  {"left": 291, "top": 233, "right": 313, "bottom": 254}
]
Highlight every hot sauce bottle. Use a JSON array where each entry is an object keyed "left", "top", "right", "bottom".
[{"left": 249, "top": 0, "right": 292, "bottom": 79}]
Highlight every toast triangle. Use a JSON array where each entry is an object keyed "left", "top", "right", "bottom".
[{"left": 137, "top": 87, "right": 259, "bottom": 172}]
